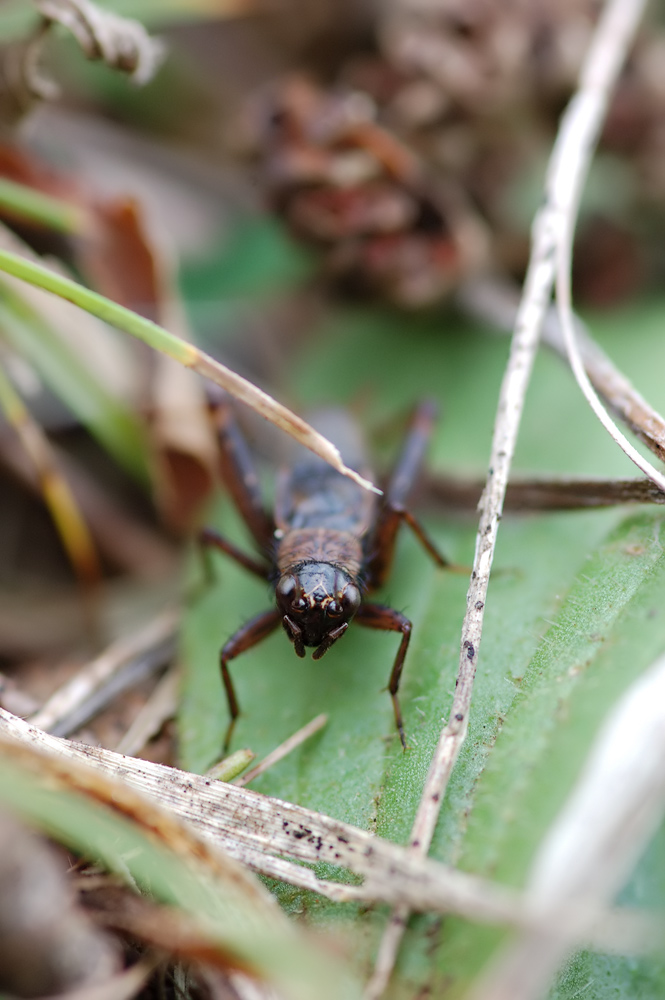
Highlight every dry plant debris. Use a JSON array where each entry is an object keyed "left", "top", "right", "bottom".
[
  {"left": 0, "top": 808, "right": 119, "bottom": 997},
  {"left": 0, "top": 0, "right": 663, "bottom": 998},
  {"left": 0, "top": 706, "right": 661, "bottom": 957}
]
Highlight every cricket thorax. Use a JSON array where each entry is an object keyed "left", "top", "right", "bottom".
[{"left": 276, "top": 527, "right": 363, "bottom": 579}]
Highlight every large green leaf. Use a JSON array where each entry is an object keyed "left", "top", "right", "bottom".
[{"left": 180, "top": 296, "right": 665, "bottom": 996}]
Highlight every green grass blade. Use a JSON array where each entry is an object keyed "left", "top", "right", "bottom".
[
  {"left": 0, "top": 179, "right": 87, "bottom": 234},
  {"left": 0, "top": 280, "right": 149, "bottom": 483},
  {"left": 0, "top": 246, "right": 378, "bottom": 493},
  {"left": 0, "top": 749, "right": 362, "bottom": 1000}
]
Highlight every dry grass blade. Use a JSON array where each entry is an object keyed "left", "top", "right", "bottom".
[
  {"left": 365, "top": 1, "right": 648, "bottom": 995},
  {"left": 0, "top": 246, "right": 381, "bottom": 495},
  {"left": 0, "top": 707, "right": 524, "bottom": 924},
  {"left": 114, "top": 665, "right": 179, "bottom": 757},
  {"left": 0, "top": 360, "right": 101, "bottom": 589},
  {"left": 29, "top": 607, "right": 178, "bottom": 735},
  {"left": 0, "top": 428, "right": 175, "bottom": 579},
  {"left": 467, "top": 649, "right": 665, "bottom": 1000}
]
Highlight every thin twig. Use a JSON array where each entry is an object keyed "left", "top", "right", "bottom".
[
  {"left": 551, "top": 5, "right": 663, "bottom": 489},
  {"left": 234, "top": 714, "right": 328, "bottom": 787},
  {"left": 114, "top": 665, "right": 180, "bottom": 757},
  {"left": 458, "top": 275, "right": 665, "bottom": 466},
  {"left": 365, "top": 2, "right": 647, "bottom": 995},
  {"left": 421, "top": 474, "right": 665, "bottom": 511}
]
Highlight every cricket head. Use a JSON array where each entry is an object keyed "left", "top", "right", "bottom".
[{"left": 275, "top": 562, "right": 362, "bottom": 658}]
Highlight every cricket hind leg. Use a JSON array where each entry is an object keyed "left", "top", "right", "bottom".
[
  {"left": 354, "top": 601, "right": 413, "bottom": 750},
  {"left": 220, "top": 608, "right": 281, "bottom": 750},
  {"left": 198, "top": 527, "right": 271, "bottom": 582},
  {"left": 196, "top": 393, "right": 273, "bottom": 591},
  {"left": 211, "top": 391, "right": 275, "bottom": 554},
  {"left": 365, "top": 400, "right": 458, "bottom": 590}
]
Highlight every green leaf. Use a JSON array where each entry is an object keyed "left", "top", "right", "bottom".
[
  {"left": 180, "top": 217, "right": 316, "bottom": 342},
  {"left": 182, "top": 217, "right": 315, "bottom": 303},
  {"left": 180, "top": 297, "right": 665, "bottom": 996}
]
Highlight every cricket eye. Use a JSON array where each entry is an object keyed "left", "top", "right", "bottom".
[
  {"left": 277, "top": 574, "right": 306, "bottom": 612},
  {"left": 277, "top": 574, "right": 297, "bottom": 601},
  {"left": 342, "top": 584, "right": 361, "bottom": 615}
]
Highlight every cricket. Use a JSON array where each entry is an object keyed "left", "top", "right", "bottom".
[{"left": 200, "top": 395, "right": 455, "bottom": 750}]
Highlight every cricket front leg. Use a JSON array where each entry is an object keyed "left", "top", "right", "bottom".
[
  {"left": 220, "top": 608, "right": 281, "bottom": 750},
  {"left": 354, "top": 602, "right": 412, "bottom": 750}
]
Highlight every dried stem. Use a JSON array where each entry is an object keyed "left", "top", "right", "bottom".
[
  {"left": 421, "top": 474, "right": 665, "bottom": 512},
  {"left": 365, "top": 1, "right": 647, "bottom": 995},
  {"left": 551, "top": 4, "right": 663, "bottom": 489}
]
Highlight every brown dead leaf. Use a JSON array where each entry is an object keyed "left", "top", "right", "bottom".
[
  {"left": 0, "top": 138, "right": 219, "bottom": 532},
  {"left": 81, "top": 196, "right": 218, "bottom": 531}
]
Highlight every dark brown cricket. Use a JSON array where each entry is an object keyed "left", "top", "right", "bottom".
[{"left": 200, "top": 396, "right": 452, "bottom": 750}]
